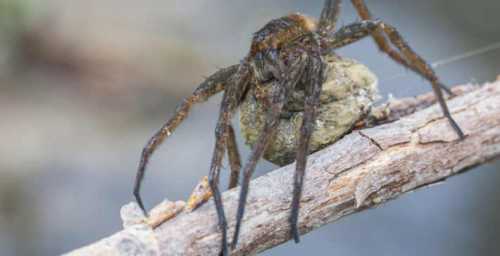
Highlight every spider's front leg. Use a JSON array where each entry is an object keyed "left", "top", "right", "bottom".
[
  {"left": 326, "top": 13, "right": 465, "bottom": 138},
  {"left": 134, "top": 65, "right": 238, "bottom": 214},
  {"left": 207, "top": 64, "right": 252, "bottom": 256},
  {"left": 231, "top": 55, "right": 308, "bottom": 249},
  {"left": 290, "top": 51, "right": 326, "bottom": 243},
  {"left": 351, "top": 0, "right": 461, "bottom": 122}
]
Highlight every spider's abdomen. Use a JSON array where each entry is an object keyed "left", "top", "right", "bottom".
[{"left": 249, "top": 13, "right": 317, "bottom": 56}]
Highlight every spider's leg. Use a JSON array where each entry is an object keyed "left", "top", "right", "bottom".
[
  {"left": 231, "top": 87, "right": 283, "bottom": 249},
  {"left": 350, "top": 0, "right": 409, "bottom": 66},
  {"left": 326, "top": 20, "right": 380, "bottom": 49},
  {"left": 379, "top": 23, "right": 464, "bottom": 137},
  {"left": 318, "top": 0, "right": 342, "bottom": 35},
  {"left": 290, "top": 54, "right": 325, "bottom": 243},
  {"left": 330, "top": 20, "right": 453, "bottom": 95},
  {"left": 209, "top": 119, "right": 230, "bottom": 256},
  {"left": 350, "top": 0, "right": 455, "bottom": 96},
  {"left": 328, "top": 18, "right": 464, "bottom": 138},
  {"left": 209, "top": 64, "right": 252, "bottom": 256},
  {"left": 227, "top": 124, "right": 242, "bottom": 189},
  {"left": 134, "top": 65, "right": 238, "bottom": 214},
  {"left": 231, "top": 56, "right": 307, "bottom": 249}
]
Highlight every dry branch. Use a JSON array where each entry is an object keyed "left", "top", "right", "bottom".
[{"left": 65, "top": 80, "right": 500, "bottom": 256}]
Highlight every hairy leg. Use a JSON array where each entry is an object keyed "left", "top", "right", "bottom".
[
  {"left": 209, "top": 64, "right": 252, "bottom": 256},
  {"left": 327, "top": 19, "right": 464, "bottom": 138},
  {"left": 318, "top": 0, "right": 342, "bottom": 35},
  {"left": 227, "top": 124, "right": 242, "bottom": 189},
  {"left": 350, "top": 0, "right": 415, "bottom": 71},
  {"left": 231, "top": 56, "right": 307, "bottom": 249},
  {"left": 380, "top": 23, "right": 464, "bottom": 137},
  {"left": 330, "top": 20, "right": 453, "bottom": 96},
  {"left": 134, "top": 65, "right": 239, "bottom": 213},
  {"left": 326, "top": 20, "right": 379, "bottom": 49},
  {"left": 184, "top": 125, "right": 241, "bottom": 212},
  {"left": 290, "top": 55, "right": 325, "bottom": 243},
  {"left": 208, "top": 119, "right": 230, "bottom": 256},
  {"left": 349, "top": 0, "right": 455, "bottom": 97}
]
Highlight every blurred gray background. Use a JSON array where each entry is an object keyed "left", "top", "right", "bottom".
[{"left": 0, "top": 0, "right": 499, "bottom": 255}]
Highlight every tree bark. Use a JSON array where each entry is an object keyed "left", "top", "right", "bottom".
[{"left": 65, "top": 80, "right": 500, "bottom": 256}]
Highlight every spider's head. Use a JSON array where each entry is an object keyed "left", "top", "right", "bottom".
[{"left": 248, "top": 13, "right": 322, "bottom": 83}]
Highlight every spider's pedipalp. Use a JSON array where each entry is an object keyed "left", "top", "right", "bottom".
[
  {"left": 318, "top": 0, "right": 342, "bottom": 35},
  {"left": 133, "top": 65, "right": 238, "bottom": 214},
  {"left": 232, "top": 56, "right": 308, "bottom": 249}
]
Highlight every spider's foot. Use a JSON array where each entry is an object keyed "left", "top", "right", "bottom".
[
  {"left": 447, "top": 116, "right": 465, "bottom": 140},
  {"left": 186, "top": 176, "right": 213, "bottom": 212},
  {"left": 134, "top": 192, "right": 149, "bottom": 217},
  {"left": 121, "top": 201, "right": 149, "bottom": 228},
  {"left": 221, "top": 239, "right": 229, "bottom": 256},
  {"left": 289, "top": 213, "right": 301, "bottom": 243},
  {"left": 291, "top": 224, "right": 301, "bottom": 243}
]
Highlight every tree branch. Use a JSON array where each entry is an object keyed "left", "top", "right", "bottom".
[{"left": 65, "top": 80, "right": 500, "bottom": 256}]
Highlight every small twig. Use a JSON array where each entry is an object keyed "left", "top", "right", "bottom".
[{"left": 65, "top": 80, "right": 500, "bottom": 256}]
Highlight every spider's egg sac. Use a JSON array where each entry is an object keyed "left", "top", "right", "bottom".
[{"left": 240, "top": 54, "right": 379, "bottom": 166}]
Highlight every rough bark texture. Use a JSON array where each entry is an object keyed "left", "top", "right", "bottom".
[{"left": 65, "top": 80, "right": 500, "bottom": 256}]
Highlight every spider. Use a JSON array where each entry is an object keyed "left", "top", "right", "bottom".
[{"left": 133, "top": 0, "right": 464, "bottom": 255}]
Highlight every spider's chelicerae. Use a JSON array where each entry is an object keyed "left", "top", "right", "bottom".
[{"left": 133, "top": 0, "right": 464, "bottom": 254}]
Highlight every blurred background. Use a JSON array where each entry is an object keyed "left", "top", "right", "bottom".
[{"left": 0, "top": 0, "right": 499, "bottom": 255}]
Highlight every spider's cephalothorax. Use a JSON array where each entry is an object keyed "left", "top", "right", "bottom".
[
  {"left": 247, "top": 13, "right": 321, "bottom": 87},
  {"left": 133, "top": 1, "right": 465, "bottom": 255}
]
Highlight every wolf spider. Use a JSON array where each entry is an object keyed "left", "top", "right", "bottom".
[{"left": 133, "top": 0, "right": 464, "bottom": 254}]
